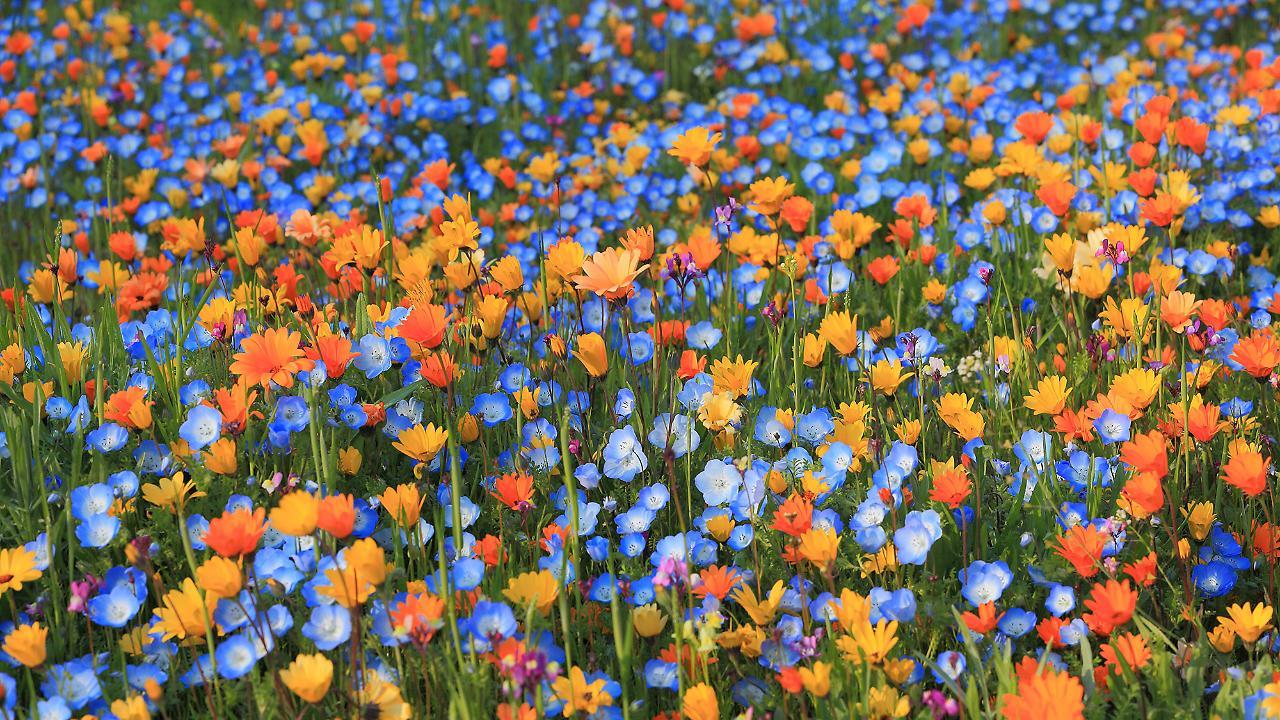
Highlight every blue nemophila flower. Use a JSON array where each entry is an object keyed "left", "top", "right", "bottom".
[
  {"left": 87, "top": 584, "right": 143, "bottom": 628},
  {"left": 695, "top": 459, "right": 742, "bottom": 507},
  {"left": 215, "top": 632, "right": 259, "bottom": 680},
  {"left": 302, "top": 604, "right": 352, "bottom": 651},
  {"left": 1045, "top": 584, "right": 1076, "bottom": 617},
  {"left": 998, "top": 607, "right": 1037, "bottom": 638},
  {"left": 1093, "top": 408, "right": 1131, "bottom": 444},
  {"left": 894, "top": 510, "right": 942, "bottom": 565},
  {"left": 273, "top": 396, "right": 310, "bottom": 433},
  {"left": 179, "top": 405, "right": 223, "bottom": 451},
  {"left": 353, "top": 333, "right": 392, "bottom": 378},
  {"left": 75, "top": 514, "right": 120, "bottom": 548},
  {"left": 470, "top": 392, "right": 512, "bottom": 426},
  {"left": 86, "top": 423, "right": 129, "bottom": 453},
  {"left": 602, "top": 426, "right": 648, "bottom": 482},
  {"left": 69, "top": 484, "right": 114, "bottom": 521},
  {"left": 958, "top": 560, "right": 1013, "bottom": 606},
  {"left": 647, "top": 413, "right": 700, "bottom": 458}
]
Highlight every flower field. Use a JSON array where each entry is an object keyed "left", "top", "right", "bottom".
[{"left": 2, "top": 0, "right": 1280, "bottom": 717}]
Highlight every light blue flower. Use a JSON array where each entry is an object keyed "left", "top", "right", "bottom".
[{"left": 179, "top": 405, "right": 223, "bottom": 451}]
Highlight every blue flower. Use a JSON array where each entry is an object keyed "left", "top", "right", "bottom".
[
  {"left": 352, "top": 333, "right": 392, "bottom": 378},
  {"left": 179, "top": 405, "right": 223, "bottom": 451},
  {"left": 86, "top": 423, "right": 130, "bottom": 453},
  {"left": 470, "top": 393, "right": 513, "bottom": 426},
  {"left": 69, "top": 483, "right": 114, "bottom": 521},
  {"left": 75, "top": 514, "right": 120, "bottom": 548},
  {"left": 893, "top": 510, "right": 942, "bottom": 565},
  {"left": 302, "top": 604, "right": 352, "bottom": 651},
  {"left": 1045, "top": 584, "right": 1076, "bottom": 617},
  {"left": 602, "top": 426, "right": 648, "bottom": 482},
  {"left": 694, "top": 459, "right": 742, "bottom": 507},
  {"left": 1093, "top": 408, "right": 1131, "bottom": 444},
  {"left": 958, "top": 560, "right": 1013, "bottom": 606},
  {"left": 647, "top": 413, "right": 699, "bottom": 458},
  {"left": 87, "top": 584, "right": 142, "bottom": 628},
  {"left": 214, "top": 633, "right": 259, "bottom": 680},
  {"left": 272, "top": 396, "right": 310, "bottom": 433}
]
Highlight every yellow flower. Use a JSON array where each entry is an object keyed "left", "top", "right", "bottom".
[
  {"left": 819, "top": 310, "right": 859, "bottom": 356},
  {"left": 800, "top": 661, "right": 832, "bottom": 697},
  {"left": 704, "top": 514, "right": 736, "bottom": 543},
  {"left": 503, "top": 570, "right": 560, "bottom": 615},
  {"left": 271, "top": 491, "right": 319, "bottom": 536},
  {"left": 1219, "top": 602, "right": 1273, "bottom": 644},
  {"left": 551, "top": 666, "right": 613, "bottom": 718},
  {"left": 868, "top": 360, "right": 911, "bottom": 396},
  {"left": 392, "top": 423, "right": 448, "bottom": 464},
  {"left": 862, "top": 685, "right": 910, "bottom": 719},
  {"left": 57, "top": 341, "right": 87, "bottom": 383},
  {"left": 110, "top": 695, "right": 152, "bottom": 720},
  {"left": 1024, "top": 375, "right": 1072, "bottom": 416},
  {"left": 281, "top": 653, "right": 334, "bottom": 703},
  {"left": 0, "top": 546, "right": 42, "bottom": 595},
  {"left": 353, "top": 669, "right": 413, "bottom": 719},
  {"left": 668, "top": 127, "right": 722, "bottom": 167},
  {"left": 379, "top": 484, "right": 424, "bottom": 527},
  {"left": 338, "top": 446, "right": 363, "bottom": 475},
  {"left": 195, "top": 556, "right": 243, "bottom": 600},
  {"left": 802, "top": 332, "right": 827, "bottom": 367},
  {"left": 153, "top": 579, "right": 213, "bottom": 641},
  {"left": 3, "top": 622, "right": 47, "bottom": 667},
  {"left": 141, "top": 471, "right": 205, "bottom": 513},
  {"left": 576, "top": 332, "right": 608, "bottom": 378},
  {"left": 203, "top": 437, "right": 238, "bottom": 475},
  {"left": 709, "top": 355, "right": 759, "bottom": 399},
  {"left": 632, "top": 604, "right": 669, "bottom": 638},
  {"left": 1208, "top": 624, "right": 1236, "bottom": 653},
  {"left": 732, "top": 580, "right": 785, "bottom": 626},
  {"left": 697, "top": 392, "right": 742, "bottom": 433},
  {"left": 840, "top": 619, "right": 899, "bottom": 664},
  {"left": 1183, "top": 501, "right": 1215, "bottom": 542},
  {"left": 798, "top": 527, "right": 840, "bottom": 570},
  {"left": 748, "top": 176, "right": 795, "bottom": 216},
  {"left": 682, "top": 684, "right": 719, "bottom": 720}
]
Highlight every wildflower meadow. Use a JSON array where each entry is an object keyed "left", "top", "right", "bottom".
[{"left": 3, "top": 0, "right": 1280, "bottom": 717}]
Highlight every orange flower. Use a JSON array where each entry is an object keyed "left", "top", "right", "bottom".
[
  {"left": 1014, "top": 111, "right": 1054, "bottom": 144},
  {"left": 104, "top": 386, "right": 152, "bottom": 429},
  {"left": 421, "top": 350, "right": 459, "bottom": 388},
  {"left": 304, "top": 335, "right": 358, "bottom": 379},
  {"left": 961, "top": 602, "right": 1001, "bottom": 635},
  {"left": 1100, "top": 627, "right": 1152, "bottom": 671},
  {"left": 203, "top": 507, "right": 267, "bottom": 557},
  {"left": 867, "top": 255, "right": 901, "bottom": 285},
  {"left": 693, "top": 565, "right": 743, "bottom": 600},
  {"left": 1122, "top": 552, "right": 1158, "bottom": 587},
  {"left": 1082, "top": 579, "right": 1138, "bottom": 636},
  {"left": 1160, "top": 290, "right": 1200, "bottom": 333},
  {"left": 1223, "top": 449, "right": 1270, "bottom": 497},
  {"left": 571, "top": 247, "right": 648, "bottom": 300},
  {"left": 772, "top": 494, "right": 813, "bottom": 538},
  {"left": 1036, "top": 180, "right": 1077, "bottom": 217},
  {"left": 1120, "top": 471, "right": 1164, "bottom": 519},
  {"left": 1054, "top": 524, "right": 1106, "bottom": 578},
  {"left": 317, "top": 494, "right": 356, "bottom": 538},
  {"left": 492, "top": 473, "right": 535, "bottom": 512},
  {"left": 400, "top": 303, "right": 449, "bottom": 351},
  {"left": 1139, "top": 192, "right": 1178, "bottom": 227},
  {"left": 1119, "top": 430, "right": 1168, "bottom": 478},
  {"left": 230, "top": 327, "right": 313, "bottom": 389},
  {"left": 380, "top": 484, "right": 424, "bottom": 527},
  {"left": 1000, "top": 667, "right": 1084, "bottom": 720},
  {"left": 929, "top": 461, "right": 972, "bottom": 509},
  {"left": 1231, "top": 332, "right": 1280, "bottom": 378}
]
